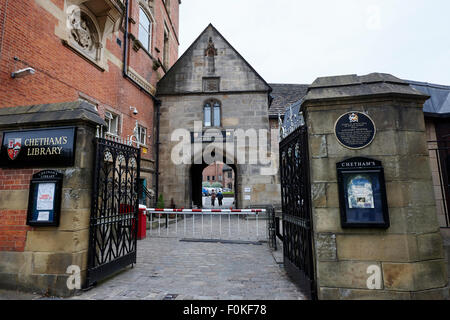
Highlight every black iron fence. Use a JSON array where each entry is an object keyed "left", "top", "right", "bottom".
[
  {"left": 428, "top": 140, "right": 450, "bottom": 228},
  {"left": 279, "top": 125, "right": 316, "bottom": 300},
  {"left": 86, "top": 137, "right": 141, "bottom": 288}
]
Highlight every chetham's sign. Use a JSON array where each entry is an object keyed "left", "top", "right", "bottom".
[{"left": 0, "top": 127, "right": 77, "bottom": 167}]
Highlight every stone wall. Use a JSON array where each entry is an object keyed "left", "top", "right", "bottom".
[
  {"left": 0, "top": 101, "right": 103, "bottom": 296},
  {"left": 157, "top": 24, "right": 280, "bottom": 209},
  {"left": 303, "top": 73, "right": 449, "bottom": 299},
  {"left": 158, "top": 92, "right": 280, "bottom": 208}
]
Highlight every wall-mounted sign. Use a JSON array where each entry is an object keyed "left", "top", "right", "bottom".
[
  {"left": 0, "top": 127, "right": 76, "bottom": 167},
  {"left": 336, "top": 157, "right": 389, "bottom": 228},
  {"left": 244, "top": 187, "right": 251, "bottom": 193},
  {"left": 334, "top": 112, "right": 376, "bottom": 150},
  {"left": 27, "top": 170, "right": 63, "bottom": 227}
]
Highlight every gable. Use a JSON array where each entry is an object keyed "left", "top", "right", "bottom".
[{"left": 157, "top": 24, "right": 271, "bottom": 95}]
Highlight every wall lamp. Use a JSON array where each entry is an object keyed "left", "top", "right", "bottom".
[{"left": 11, "top": 67, "right": 35, "bottom": 79}]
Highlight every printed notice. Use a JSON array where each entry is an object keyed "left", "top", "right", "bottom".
[
  {"left": 36, "top": 183, "right": 55, "bottom": 211},
  {"left": 244, "top": 187, "right": 251, "bottom": 193},
  {"left": 37, "top": 211, "right": 50, "bottom": 221},
  {"left": 347, "top": 175, "right": 374, "bottom": 209},
  {"left": 245, "top": 195, "right": 251, "bottom": 200}
]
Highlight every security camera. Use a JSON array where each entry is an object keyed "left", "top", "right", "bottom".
[{"left": 130, "top": 106, "right": 138, "bottom": 115}]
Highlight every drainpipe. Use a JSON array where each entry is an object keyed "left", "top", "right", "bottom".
[
  {"left": 123, "top": 0, "right": 161, "bottom": 204},
  {"left": 154, "top": 99, "right": 161, "bottom": 205}
]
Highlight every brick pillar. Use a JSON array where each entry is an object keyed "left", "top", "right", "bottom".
[
  {"left": 0, "top": 101, "right": 105, "bottom": 296},
  {"left": 304, "top": 73, "right": 449, "bottom": 299}
]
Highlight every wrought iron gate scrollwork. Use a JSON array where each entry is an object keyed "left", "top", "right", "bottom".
[
  {"left": 279, "top": 125, "right": 316, "bottom": 300},
  {"left": 86, "top": 138, "right": 140, "bottom": 288}
]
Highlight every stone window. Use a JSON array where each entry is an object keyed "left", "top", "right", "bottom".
[
  {"left": 138, "top": 7, "right": 153, "bottom": 52},
  {"left": 203, "top": 99, "right": 221, "bottom": 127},
  {"left": 105, "top": 111, "right": 120, "bottom": 135},
  {"left": 137, "top": 125, "right": 147, "bottom": 146}
]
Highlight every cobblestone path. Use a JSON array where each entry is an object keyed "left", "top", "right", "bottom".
[{"left": 71, "top": 216, "right": 307, "bottom": 300}]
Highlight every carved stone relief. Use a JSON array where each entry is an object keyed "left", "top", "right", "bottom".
[{"left": 68, "top": 8, "right": 99, "bottom": 61}]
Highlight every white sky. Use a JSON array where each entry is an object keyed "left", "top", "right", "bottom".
[{"left": 179, "top": 0, "right": 450, "bottom": 85}]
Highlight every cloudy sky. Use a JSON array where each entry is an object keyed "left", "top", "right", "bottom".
[{"left": 179, "top": 0, "right": 450, "bottom": 85}]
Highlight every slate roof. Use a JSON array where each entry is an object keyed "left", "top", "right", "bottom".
[
  {"left": 407, "top": 80, "right": 450, "bottom": 117},
  {"left": 268, "top": 83, "right": 309, "bottom": 118}
]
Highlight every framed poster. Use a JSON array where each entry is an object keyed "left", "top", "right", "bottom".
[
  {"left": 336, "top": 157, "right": 389, "bottom": 228},
  {"left": 27, "top": 170, "right": 63, "bottom": 227}
]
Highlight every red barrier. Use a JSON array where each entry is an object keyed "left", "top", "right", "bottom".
[{"left": 138, "top": 205, "right": 147, "bottom": 240}]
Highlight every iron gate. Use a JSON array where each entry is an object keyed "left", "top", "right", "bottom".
[
  {"left": 86, "top": 137, "right": 140, "bottom": 288},
  {"left": 279, "top": 125, "right": 316, "bottom": 300}
]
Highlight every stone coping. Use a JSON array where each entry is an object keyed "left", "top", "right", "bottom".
[
  {"left": 304, "top": 73, "right": 430, "bottom": 103},
  {"left": 0, "top": 101, "right": 106, "bottom": 128}
]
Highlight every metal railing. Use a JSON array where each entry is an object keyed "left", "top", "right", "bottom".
[
  {"left": 428, "top": 140, "right": 450, "bottom": 228},
  {"left": 145, "top": 209, "right": 267, "bottom": 242},
  {"left": 140, "top": 186, "right": 156, "bottom": 208},
  {"left": 267, "top": 207, "right": 283, "bottom": 250}
]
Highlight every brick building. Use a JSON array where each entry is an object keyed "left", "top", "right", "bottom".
[
  {"left": 0, "top": 0, "right": 180, "bottom": 208},
  {"left": 0, "top": 0, "right": 179, "bottom": 294}
]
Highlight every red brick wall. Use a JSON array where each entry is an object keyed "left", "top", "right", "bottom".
[
  {"left": 0, "top": 0, "right": 179, "bottom": 161},
  {"left": 0, "top": 169, "right": 38, "bottom": 252},
  {"left": 0, "top": 0, "right": 180, "bottom": 252},
  {"left": 202, "top": 162, "right": 224, "bottom": 183}
]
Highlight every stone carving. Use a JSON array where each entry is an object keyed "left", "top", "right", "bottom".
[
  {"left": 68, "top": 9, "right": 98, "bottom": 59},
  {"left": 205, "top": 37, "right": 217, "bottom": 57},
  {"left": 70, "top": 11, "right": 92, "bottom": 49},
  {"left": 205, "top": 37, "right": 217, "bottom": 74}
]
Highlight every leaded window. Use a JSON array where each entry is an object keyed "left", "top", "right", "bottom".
[{"left": 204, "top": 100, "right": 221, "bottom": 127}]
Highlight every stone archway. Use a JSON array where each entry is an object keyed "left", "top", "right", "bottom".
[{"left": 190, "top": 160, "right": 238, "bottom": 209}]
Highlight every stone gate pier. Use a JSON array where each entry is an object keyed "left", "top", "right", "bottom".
[
  {"left": 303, "top": 73, "right": 449, "bottom": 299},
  {"left": 0, "top": 101, "right": 104, "bottom": 296}
]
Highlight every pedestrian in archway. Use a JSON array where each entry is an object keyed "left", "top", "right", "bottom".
[
  {"left": 211, "top": 189, "right": 216, "bottom": 207},
  {"left": 217, "top": 190, "right": 223, "bottom": 207}
]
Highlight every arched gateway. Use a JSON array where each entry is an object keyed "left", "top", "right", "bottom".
[{"left": 156, "top": 24, "right": 280, "bottom": 209}]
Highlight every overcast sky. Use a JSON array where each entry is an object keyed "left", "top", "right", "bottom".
[{"left": 179, "top": 0, "right": 450, "bottom": 85}]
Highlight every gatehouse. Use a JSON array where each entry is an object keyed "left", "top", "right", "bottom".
[{"left": 0, "top": 0, "right": 449, "bottom": 301}]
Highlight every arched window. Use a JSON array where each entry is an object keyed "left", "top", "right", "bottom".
[
  {"left": 204, "top": 100, "right": 221, "bottom": 127},
  {"left": 139, "top": 7, "right": 152, "bottom": 52}
]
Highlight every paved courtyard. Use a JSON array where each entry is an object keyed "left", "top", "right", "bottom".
[{"left": 70, "top": 216, "right": 307, "bottom": 300}]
